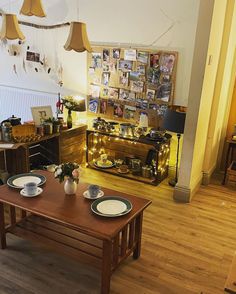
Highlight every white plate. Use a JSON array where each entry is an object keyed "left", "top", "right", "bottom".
[
  {"left": 13, "top": 176, "right": 42, "bottom": 187},
  {"left": 83, "top": 190, "right": 104, "bottom": 199},
  {"left": 91, "top": 196, "right": 132, "bottom": 217},
  {"left": 7, "top": 173, "right": 46, "bottom": 189},
  {"left": 20, "top": 187, "right": 43, "bottom": 197}
]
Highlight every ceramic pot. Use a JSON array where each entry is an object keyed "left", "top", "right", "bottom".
[{"left": 64, "top": 178, "right": 77, "bottom": 195}]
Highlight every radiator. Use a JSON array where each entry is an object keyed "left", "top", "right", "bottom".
[{"left": 0, "top": 86, "right": 57, "bottom": 123}]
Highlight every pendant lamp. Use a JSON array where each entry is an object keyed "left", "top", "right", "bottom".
[
  {"left": 0, "top": 14, "right": 25, "bottom": 40},
  {"left": 64, "top": 22, "right": 92, "bottom": 53},
  {"left": 20, "top": 0, "right": 46, "bottom": 17}
]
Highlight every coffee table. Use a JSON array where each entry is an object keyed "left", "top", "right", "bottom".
[{"left": 0, "top": 171, "right": 151, "bottom": 294}]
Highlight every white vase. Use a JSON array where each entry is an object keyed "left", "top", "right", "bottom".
[{"left": 64, "top": 178, "right": 78, "bottom": 195}]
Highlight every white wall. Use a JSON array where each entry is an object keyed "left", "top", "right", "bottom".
[
  {"left": 80, "top": 0, "right": 200, "bottom": 106},
  {"left": 0, "top": 0, "right": 200, "bottom": 108}
]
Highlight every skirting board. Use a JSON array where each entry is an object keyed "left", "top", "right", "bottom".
[
  {"left": 202, "top": 164, "right": 216, "bottom": 185},
  {"left": 173, "top": 175, "right": 202, "bottom": 203}
]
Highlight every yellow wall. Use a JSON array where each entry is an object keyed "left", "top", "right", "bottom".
[
  {"left": 175, "top": 0, "right": 236, "bottom": 201},
  {"left": 176, "top": 0, "right": 216, "bottom": 191},
  {"left": 203, "top": 0, "right": 236, "bottom": 176}
]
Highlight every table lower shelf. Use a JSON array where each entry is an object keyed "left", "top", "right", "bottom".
[
  {"left": 87, "top": 163, "right": 160, "bottom": 186},
  {"left": 7, "top": 214, "right": 103, "bottom": 269},
  {"left": 6, "top": 213, "right": 139, "bottom": 273}
]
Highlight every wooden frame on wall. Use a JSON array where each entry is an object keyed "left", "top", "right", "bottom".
[{"left": 87, "top": 46, "right": 178, "bottom": 128}]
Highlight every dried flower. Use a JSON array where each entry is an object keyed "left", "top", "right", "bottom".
[{"left": 54, "top": 162, "right": 80, "bottom": 184}]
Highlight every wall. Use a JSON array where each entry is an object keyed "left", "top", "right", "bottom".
[
  {"left": 174, "top": 0, "right": 236, "bottom": 201},
  {"left": 80, "top": 0, "right": 200, "bottom": 106},
  {"left": 173, "top": 0, "right": 215, "bottom": 201},
  {"left": 0, "top": 0, "right": 86, "bottom": 122},
  {"left": 0, "top": 0, "right": 200, "bottom": 108},
  {"left": 203, "top": 0, "right": 236, "bottom": 179}
]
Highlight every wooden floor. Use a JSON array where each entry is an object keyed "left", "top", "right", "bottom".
[{"left": 1, "top": 169, "right": 236, "bottom": 294}]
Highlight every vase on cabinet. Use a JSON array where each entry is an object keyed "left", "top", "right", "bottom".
[
  {"left": 67, "top": 109, "right": 72, "bottom": 129},
  {"left": 64, "top": 178, "right": 77, "bottom": 195}
]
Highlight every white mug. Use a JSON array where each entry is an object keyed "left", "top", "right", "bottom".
[
  {"left": 24, "top": 182, "right": 37, "bottom": 195},
  {"left": 88, "top": 185, "right": 100, "bottom": 198}
]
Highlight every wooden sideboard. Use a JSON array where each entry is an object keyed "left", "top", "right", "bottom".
[{"left": 1, "top": 125, "right": 87, "bottom": 175}]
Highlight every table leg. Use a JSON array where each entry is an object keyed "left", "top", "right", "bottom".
[
  {"left": 101, "top": 239, "right": 112, "bottom": 294},
  {"left": 9, "top": 205, "right": 16, "bottom": 225},
  {"left": 133, "top": 213, "right": 143, "bottom": 259},
  {"left": 21, "top": 210, "right": 27, "bottom": 218},
  {"left": 0, "top": 202, "right": 6, "bottom": 249}
]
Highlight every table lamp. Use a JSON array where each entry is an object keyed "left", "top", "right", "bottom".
[{"left": 162, "top": 109, "right": 186, "bottom": 186}]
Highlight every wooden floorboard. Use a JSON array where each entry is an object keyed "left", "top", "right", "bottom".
[{"left": 0, "top": 168, "right": 236, "bottom": 293}]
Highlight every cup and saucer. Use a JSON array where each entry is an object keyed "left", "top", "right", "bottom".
[
  {"left": 117, "top": 164, "right": 129, "bottom": 174},
  {"left": 83, "top": 184, "right": 104, "bottom": 200},
  {"left": 20, "top": 182, "right": 43, "bottom": 198}
]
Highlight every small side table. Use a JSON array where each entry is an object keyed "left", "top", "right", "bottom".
[{"left": 222, "top": 139, "right": 236, "bottom": 185}]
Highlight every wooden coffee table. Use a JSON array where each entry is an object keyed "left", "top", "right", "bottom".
[{"left": 0, "top": 171, "right": 151, "bottom": 294}]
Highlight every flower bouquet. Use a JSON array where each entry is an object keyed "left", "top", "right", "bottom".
[
  {"left": 54, "top": 162, "right": 80, "bottom": 184},
  {"left": 62, "top": 95, "right": 86, "bottom": 112},
  {"left": 62, "top": 95, "right": 86, "bottom": 129}
]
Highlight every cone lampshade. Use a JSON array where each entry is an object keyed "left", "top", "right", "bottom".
[
  {"left": 20, "top": 0, "right": 46, "bottom": 17},
  {"left": 64, "top": 22, "right": 92, "bottom": 53},
  {"left": 0, "top": 14, "right": 25, "bottom": 40}
]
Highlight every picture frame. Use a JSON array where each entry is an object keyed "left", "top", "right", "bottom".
[
  {"left": 137, "top": 51, "right": 149, "bottom": 64},
  {"left": 112, "top": 48, "right": 121, "bottom": 59},
  {"left": 108, "top": 87, "right": 119, "bottom": 99},
  {"left": 89, "top": 84, "right": 100, "bottom": 99},
  {"left": 160, "top": 53, "right": 176, "bottom": 74},
  {"left": 114, "top": 103, "right": 124, "bottom": 118},
  {"left": 118, "top": 60, "right": 133, "bottom": 71},
  {"left": 88, "top": 98, "right": 99, "bottom": 113},
  {"left": 26, "top": 51, "right": 40, "bottom": 62},
  {"left": 91, "top": 53, "right": 102, "bottom": 68},
  {"left": 31, "top": 105, "right": 53, "bottom": 125},
  {"left": 124, "top": 49, "right": 137, "bottom": 61},
  {"left": 102, "top": 72, "right": 110, "bottom": 86},
  {"left": 130, "top": 81, "right": 144, "bottom": 93},
  {"left": 124, "top": 105, "right": 136, "bottom": 119},
  {"left": 119, "top": 71, "right": 129, "bottom": 87},
  {"left": 146, "top": 89, "right": 155, "bottom": 100},
  {"left": 103, "top": 49, "right": 110, "bottom": 62},
  {"left": 100, "top": 99, "right": 108, "bottom": 114},
  {"left": 119, "top": 89, "right": 130, "bottom": 100},
  {"left": 150, "top": 53, "right": 160, "bottom": 68}
]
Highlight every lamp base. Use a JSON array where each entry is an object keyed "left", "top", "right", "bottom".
[{"left": 168, "top": 178, "right": 177, "bottom": 187}]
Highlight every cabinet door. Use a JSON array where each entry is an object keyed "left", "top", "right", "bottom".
[{"left": 59, "top": 126, "right": 87, "bottom": 164}]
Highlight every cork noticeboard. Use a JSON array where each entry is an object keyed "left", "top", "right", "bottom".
[{"left": 87, "top": 46, "right": 178, "bottom": 128}]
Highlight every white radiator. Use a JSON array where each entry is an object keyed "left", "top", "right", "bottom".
[{"left": 0, "top": 86, "right": 57, "bottom": 123}]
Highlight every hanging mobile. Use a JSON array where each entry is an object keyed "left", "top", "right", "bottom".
[{"left": 13, "top": 64, "right": 17, "bottom": 75}]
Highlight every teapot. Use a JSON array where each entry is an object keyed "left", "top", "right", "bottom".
[{"left": 1, "top": 115, "right": 21, "bottom": 126}]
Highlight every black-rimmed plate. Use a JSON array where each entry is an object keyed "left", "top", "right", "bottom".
[
  {"left": 91, "top": 196, "right": 132, "bottom": 217},
  {"left": 7, "top": 173, "right": 46, "bottom": 189}
]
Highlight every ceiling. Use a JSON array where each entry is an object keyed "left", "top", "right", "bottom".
[{"left": 0, "top": 0, "right": 74, "bottom": 25}]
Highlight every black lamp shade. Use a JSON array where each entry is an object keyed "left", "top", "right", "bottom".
[{"left": 163, "top": 109, "right": 186, "bottom": 134}]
